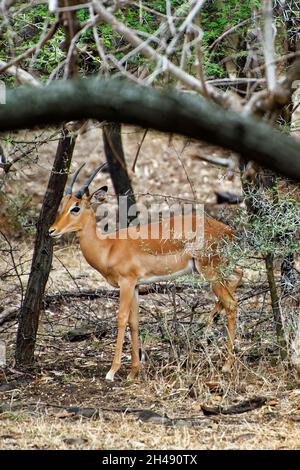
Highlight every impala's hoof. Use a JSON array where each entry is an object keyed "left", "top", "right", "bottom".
[
  {"left": 127, "top": 371, "right": 138, "bottom": 382},
  {"left": 105, "top": 370, "right": 115, "bottom": 381},
  {"left": 222, "top": 363, "right": 233, "bottom": 374}
]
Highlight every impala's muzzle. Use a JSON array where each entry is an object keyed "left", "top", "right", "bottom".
[{"left": 48, "top": 228, "right": 62, "bottom": 238}]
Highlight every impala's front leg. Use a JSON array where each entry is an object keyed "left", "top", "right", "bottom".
[
  {"left": 105, "top": 278, "right": 136, "bottom": 381},
  {"left": 127, "top": 288, "right": 139, "bottom": 381}
]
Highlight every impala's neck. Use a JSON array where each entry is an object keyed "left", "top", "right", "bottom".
[
  {"left": 77, "top": 208, "right": 107, "bottom": 246},
  {"left": 77, "top": 207, "right": 96, "bottom": 235},
  {"left": 76, "top": 208, "right": 113, "bottom": 271}
]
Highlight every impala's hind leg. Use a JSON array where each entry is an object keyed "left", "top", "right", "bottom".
[
  {"left": 207, "top": 268, "right": 243, "bottom": 327},
  {"left": 211, "top": 282, "right": 238, "bottom": 372},
  {"left": 197, "top": 266, "right": 240, "bottom": 372},
  {"left": 127, "top": 288, "right": 140, "bottom": 381}
]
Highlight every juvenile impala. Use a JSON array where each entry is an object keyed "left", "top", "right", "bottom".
[{"left": 49, "top": 163, "right": 242, "bottom": 381}]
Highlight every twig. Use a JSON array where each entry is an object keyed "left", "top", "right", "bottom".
[
  {"left": 63, "top": 14, "right": 100, "bottom": 79},
  {"left": 53, "top": 253, "right": 81, "bottom": 291},
  {"left": 209, "top": 19, "right": 251, "bottom": 51},
  {"left": 166, "top": 0, "right": 176, "bottom": 37},
  {"left": 0, "top": 130, "right": 61, "bottom": 172},
  {"left": 175, "top": 140, "right": 197, "bottom": 201},
  {"left": 251, "top": 50, "right": 300, "bottom": 73},
  {"left": 207, "top": 78, "right": 265, "bottom": 86},
  {"left": 88, "top": 4, "right": 110, "bottom": 75},
  {"left": 0, "top": 21, "right": 59, "bottom": 75},
  {"left": 0, "top": 231, "right": 24, "bottom": 305},
  {"left": 191, "top": 153, "right": 234, "bottom": 168},
  {"left": 132, "top": 128, "right": 148, "bottom": 173},
  {"left": 165, "top": 0, "right": 208, "bottom": 56},
  {"left": 131, "top": 1, "right": 168, "bottom": 20}
]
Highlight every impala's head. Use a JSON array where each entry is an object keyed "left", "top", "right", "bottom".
[{"left": 49, "top": 163, "right": 108, "bottom": 239}]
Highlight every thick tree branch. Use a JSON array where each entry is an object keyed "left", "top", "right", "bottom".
[{"left": 1, "top": 77, "right": 300, "bottom": 180}]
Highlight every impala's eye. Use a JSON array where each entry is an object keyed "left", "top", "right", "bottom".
[{"left": 70, "top": 206, "right": 81, "bottom": 214}]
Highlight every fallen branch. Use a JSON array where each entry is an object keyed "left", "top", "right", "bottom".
[
  {"left": 0, "top": 307, "right": 18, "bottom": 326},
  {"left": 43, "top": 282, "right": 202, "bottom": 307},
  {"left": 191, "top": 153, "right": 234, "bottom": 168},
  {"left": 201, "top": 396, "right": 268, "bottom": 416}
]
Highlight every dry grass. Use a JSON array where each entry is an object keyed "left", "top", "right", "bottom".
[
  {"left": 1, "top": 411, "right": 300, "bottom": 450},
  {"left": 1, "top": 369, "right": 300, "bottom": 450},
  {"left": 1, "top": 286, "right": 300, "bottom": 451}
]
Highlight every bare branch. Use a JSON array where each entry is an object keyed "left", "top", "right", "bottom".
[
  {"left": 166, "top": 0, "right": 207, "bottom": 55},
  {"left": 263, "top": 0, "right": 276, "bottom": 92},
  {"left": 0, "top": 60, "right": 41, "bottom": 86},
  {"left": 0, "top": 20, "right": 59, "bottom": 75},
  {"left": 92, "top": 0, "right": 234, "bottom": 108},
  {"left": 209, "top": 19, "right": 251, "bottom": 51}
]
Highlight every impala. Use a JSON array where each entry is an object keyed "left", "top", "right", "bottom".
[{"left": 49, "top": 163, "right": 242, "bottom": 381}]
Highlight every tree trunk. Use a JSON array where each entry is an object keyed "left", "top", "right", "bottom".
[
  {"left": 15, "top": 3, "right": 79, "bottom": 366},
  {"left": 265, "top": 253, "right": 287, "bottom": 360},
  {"left": 240, "top": 160, "right": 287, "bottom": 360},
  {"left": 15, "top": 131, "right": 76, "bottom": 365},
  {"left": 103, "top": 122, "right": 137, "bottom": 228}
]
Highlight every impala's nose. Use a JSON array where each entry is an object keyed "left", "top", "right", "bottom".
[{"left": 49, "top": 227, "right": 62, "bottom": 239}]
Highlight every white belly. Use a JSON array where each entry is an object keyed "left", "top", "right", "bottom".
[{"left": 137, "top": 259, "right": 196, "bottom": 285}]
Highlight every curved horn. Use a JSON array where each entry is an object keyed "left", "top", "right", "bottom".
[
  {"left": 65, "top": 163, "right": 86, "bottom": 195},
  {"left": 75, "top": 162, "right": 108, "bottom": 198}
]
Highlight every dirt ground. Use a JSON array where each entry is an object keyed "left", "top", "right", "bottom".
[{"left": 0, "top": 127, "right": 299, "bottom": 450}]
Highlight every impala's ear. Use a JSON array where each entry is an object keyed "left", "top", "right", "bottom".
[{"left": 90, "top": 186, "right": 108, "bottom": 203}]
